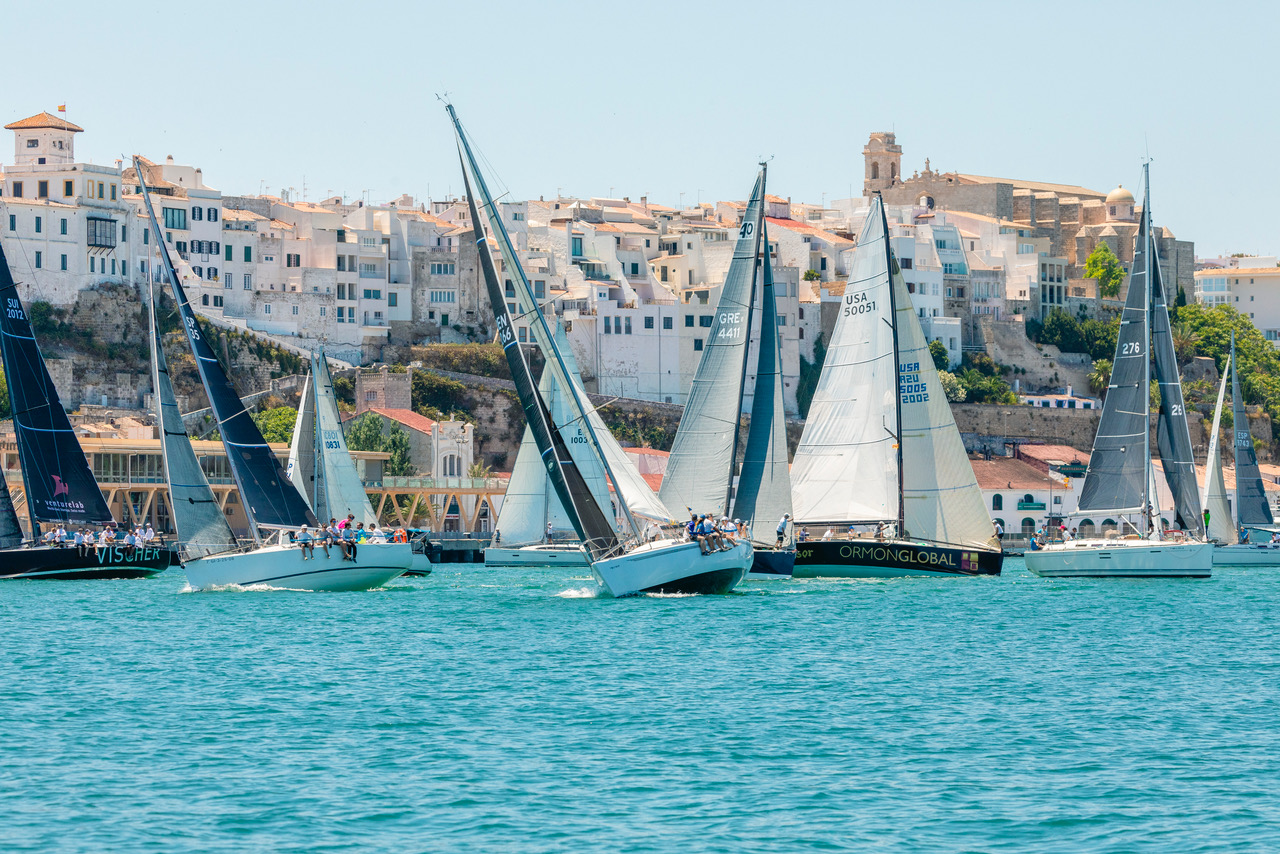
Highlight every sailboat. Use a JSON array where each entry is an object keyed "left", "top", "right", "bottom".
[
  {"left": 658, "top": 165, "right": 793, "bottom": 577},
  {"left": 448, "top": 102, "right": 752, "bottom": 596},
  {"left": 1025, "top": 164, "right": 1212, "bottom": 577},
  {"left": 287, "top": 350, "right": 427, "bottom": 573},
  {"left": 789, "top": 195, "right": 1002, "bottom": 577},
  {"left": 137, "top": 157, "right": 410, "bottom": 591},
  {"left": 0, "top": 243, "right": 170, "bottom": 579},
  {"left": 1210, "top": 332, "right": 1280, "bottom": 566}
]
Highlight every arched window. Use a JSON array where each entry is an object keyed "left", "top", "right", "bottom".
[
  {"left": 440, "top": 454, "right": 461, "bottom": 477},
  {"left": 1023, "top": 494, "right": 1035, "bottom": 504},
  {"left": 1078, "top": 519, "right": 1096, "bottom": 537},
  {"left": 1101, "top": 518, "right": 1118, "bottom": 534},
  {"left": 890, "top": 163, "right": 898, "bottom": 182},
  {"left": 992, "top": 494, "right": 1003, "bottom": 511},
  {"left": 871, "top": 162, "right": 880, "bottom": 180},
  {"left": 1021, "top": 518, "right": 1036, "bottom": 536}
]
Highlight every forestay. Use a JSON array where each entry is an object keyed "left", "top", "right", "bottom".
[
  {"left": 0, "top": 243, "right": 114, "bottom": 526},
  {"left": 791, "top": 197, "right": 899, "bottom": 524},
  {"left": 1203, "top": 353, "right": 1236, "bottom": 543},
  {"left": 1232, "top": 332, "right": 1274, "bottom": 527},
  {"left": 660, "top": 169, "right": 765, "bottom": 517},
  {"left": 148, "top": 282, "right": 238, "bottom": 558},
  {"left": 731, "top": 219, "right": 793, "bottom": 541},
  {"left": 892, "top": 238, "right": 997, "bottom": 549}
]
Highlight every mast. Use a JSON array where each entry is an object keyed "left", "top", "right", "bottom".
[
  {"left": 1141, "top": 164, "right": 1153, "bottom": 537},
  {"left": 879, "top": 194, "right": 906, "bottom": 536}
]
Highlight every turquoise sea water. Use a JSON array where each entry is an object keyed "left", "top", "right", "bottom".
[{"left": 3, "top": 558, "right": 1279, "bottom": 852}]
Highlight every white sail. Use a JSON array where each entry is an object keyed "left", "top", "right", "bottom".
[
  {"left": 1204, "top": 355, "right": 1236, "bottom": 543},
  {"left": 891, "top": 258, "right": 998, "bottom": 549},
  {"left": 495, "top": 368, "right": 574, "bottom": 546},
  {"left": 313, "top": 352, "right": 377, "bottom": 526},
  {"left": 791, "top": 200, "right": 899, "bottom": 523},
  {"left": 287, "top": 372, "right": 316, "bottom": 509}
]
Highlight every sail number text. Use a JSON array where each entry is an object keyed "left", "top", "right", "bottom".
[
  {"left": 5, "top": 298, "right": 24, "bottom": 321},
  {"left": 1121, "top": 341, "right": 1141, "bottom": 355},
  {"left": 899, "top": 361, "right": 929, "bottom": 404},
  {"left": 844, "top": 293, "right": 875, "bottom": 316}
]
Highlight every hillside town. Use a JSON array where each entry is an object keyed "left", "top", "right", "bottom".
[{"left": 3, "top": 108, "right": 1280, "bottom": 543}]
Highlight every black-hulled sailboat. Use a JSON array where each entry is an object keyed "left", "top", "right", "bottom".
[
  {"left": 448, "top": 102, "right": 751, "bottom": 595},
  {"left": 1210, "top": 331, "right": 1280, "bottom": 565},
  {"left": 136, "top": 157, "right": 409, "bottom": 590},
  {"left": 1025, "top": 164, "right": 1211, "bottom": 577},
  {"left": 0, "top": 244, "right": 169, "bottom": 578},
  {"left": 658, "top": 165, "right": 793, "bottom": 577},
  {"left": 790, "top": 195, "right": 1002, "bottom": 577}
]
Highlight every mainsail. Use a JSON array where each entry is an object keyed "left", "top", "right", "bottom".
[
  {"left": 148, "top": 282, "right": 238, "bottom": 558},
  {"left": 1078, "top": 207, "right": 1151, "bottom": 517},
  {"left": 0, "top": 243, "right": 114, "bottom": 526},
  {"left": 136, "top": 157, "right": 315, "bottom": 535},
  {"left": 1203, "top": 353, "right": 1236, "bottom": 543},
  {"left": 791, "top": 197, "right": 899, "bottom": 524},
  {"left": 310, "top": 352, "right": 377, "bottom": 526},
  {"left": 1147, "top": 186, "right": 1203, "bottom": 536},
  {"left": 731, "top": 219, "right": 793, "bottom": 541},
  {"left": 660, "top": 168, "right": 765, "bottom": 517},
  {"left": 1232, "top": 331, "right": 1273, "bottom": 527},
  {"left": 286, "top": 372, "right": 316, "bottom": 509}
]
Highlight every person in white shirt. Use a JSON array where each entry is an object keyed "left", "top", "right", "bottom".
[
  {"left": 84, "top": 529, "right": 97, "bottom": 553},
  {"left": 993, "top": 521, "right": 1004, "bottom": 542},
  {"left": 143, "top": 524, "right": 155, "bottom": 545},
  {"left": 822, "top": 528, "right": 833, "bottom": 541}
]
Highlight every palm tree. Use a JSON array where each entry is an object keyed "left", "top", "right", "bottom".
[
  {"left": 1089, "top": 359, "right": 1113, "bottom": 397},
  {"left": 1170, "top": 322, "right": 1200, "bottom": 365}
]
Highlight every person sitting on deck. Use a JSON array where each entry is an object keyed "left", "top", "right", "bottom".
[
  {"left": 686, "top": 511, "right": 700, "bottom": 544},
  {"left": 83, "top": 529, "right": 96, "bottom": 554},
  {"left": 326, "top": 520, "right": 346, "bottom": 559},
  {"left": 1241, "top": 526, "right": 1250, "bottom": 544},
  {"left": 822, "top": 528, "right": 833, "bottom": 541},
  {"left": 702, "top": 515, "right": 725, "bottom": 552},
  {"left": 297, "top": 526, "right": 315, "bottom": 560},
  {"left": 719, "top": 516, "right": 737, "bottom": 547},
  {"left": 797, "top": 528, "right": 809, "bottom": 543},
  {"left": 875, "top": 521, "right": 889, "bottom": 541},
  {"left": 343, "top": 523, "right": 359, "bottom": 562}
]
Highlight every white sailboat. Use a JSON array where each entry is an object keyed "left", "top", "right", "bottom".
[
  {"left": 1210, "top": 333, "right": 1280, "bottom": 566},
  {"left": 789, "top": 195, "right": 1002, "bottom": 577},
  {"left": 137, "top": 158, "right": 409, "bottom": 591},
  {"left": 1025, "top": 165, "right": 1212, "bottom": 577},
  {"left": 448, "top": 103, "right": 751, "bottom": 596}
]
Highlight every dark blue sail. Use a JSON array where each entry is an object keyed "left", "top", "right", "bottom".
[
  {"left": 1232, "top": 332, "right": 1273, "bottom": 527},
  {"left": 135, "top": 158, "right": 315, "bottom": 534},
  {"left": 0, "top": 243, "right": 114, "bottom": 526}
]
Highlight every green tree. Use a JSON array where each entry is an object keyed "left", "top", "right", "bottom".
[
  {"left": 332, "top": 375, "right": 355, "bottom": 406},
  {"left": 958, "top": 368, "right": 1018, "bottom": 404},
  {"left": 1088, "top": 359, "right": 1112, "bottom": 397},
  {"left": 382, "top": 422, "right": 416, "bottom": 476},
  {"left": 1170, "top": 321, "right": 1199, "bottom": 365},
  {"left": 251, "top": 405, "right": 298, "bottom": 444},
  {"left": 1080, "top": 317, "right": 1119, "bottom": 361},
  {"left": 802, "top": 269, "right": 821, "bottom": 282},
  {"left": 1175, "top": 303, "right": 1280, "bottom": 425},
  {"left": 468, "top": 461, "right": 493, "bottom": 478},
  {"left": 1040, "top": 308, "right": 1085, "bottom": 353},
  {"left": 797, "top": 333, "right": 827, "bottom": 418},
  {"left": 1084, "top": 242, "right": 1126, "bottom": 298},
  {"left": 344, "top": 411, "right": 386, "bottom": 452},
  {"left": 928, "top": 339, "right": 950, "bottom": 372},
  {"left": 938, "top": 370, "right": 967, "bottom": 402}
]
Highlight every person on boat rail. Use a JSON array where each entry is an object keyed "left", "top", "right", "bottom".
[
  {"left": 775, "top": 513, "right": 790, "bottom": 547},
  {"left": 326, "top": 519, "right": 345, "bottom": 560},
  {"left": 297, "top": 526, "right": 315, "bottom": 560},
  {"left": 719, "top": 516, "right": 737, "bottom": 547},
  {"left": 342, "top": 523, "right": 359, "bottom": 562}
]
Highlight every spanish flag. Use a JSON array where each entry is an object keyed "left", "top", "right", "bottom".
[{"left": 57, "top": 105, "right": 66, "bottom": 113}]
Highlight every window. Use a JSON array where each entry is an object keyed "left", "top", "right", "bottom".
[
  {"left": 603, "top": 317, "right": 611, "bottom": 334},
  {"left": 363, "top": 289, "right": 382, "bottom": 300},
  {"left": 534, "top": 280, "right": 545, "bottom": 299},
  {"left": 86, "top": 218, "right": 117, "bottom": 249},
  {"left": 900, "top": 257, "right": 912, "bottom": 269},
  {"left": 644, "top": 316, "right": 654, "bottom": 329},
  {"left": 192, "top": 266, "right": 203, "bottom": 278},
  {"left": 319, "top": 307, "right": 327, "bottom": 317},
  {"left": 688, "top": 270, "right": 694, "bottom": 285},
  {"left": 208, "top": 208, "right": 218, "bottom": 222},
  {"left": 201, "top": 294, "right": 209, "bottom": 306},
  {"left": 11, "top": 181, "right": 22, "bottom": 197},
  {"left": 176, "top": 241, "right": 187, "bottom": 255},
  {"left": 518, "top": 327, "right": 527, "bottom": 343},
  {"left": 511, "top": 211, "right": 525, "bottom": 221},
  {"left": 25, "top": 138, "right": 37, "bottom": 148},
  {"left": 244, "top": 246, "right": 252, "bottom": 262},
  {"left": 430, "top": 290, "right": 456, "bottom": 303},
  {"left": 337, "top": 284, "right": 346, "bottom": 300},
  {"left": 285, "top": 253, "right": 300, "bottom": 267},
  {"left": 992, "top": 495, "right": 1003, "bottom": 511},
  {"left": 359, "top": 263, "right": 378, "bottom": 276},
  {"left": 388, "top": 292, "right": 398, "bottom": 307},
  {"left": 224, "top": 244, "right": 232, "bottom": 261},
  {"left": 60, "top": 254, "right": 67, "bottom": 271},
  {"left": 110, "top": 184, "right": 116, "bottom": 201},
  {"left": 90, "top": 257, "right": 95, "bottom": 273},
  {"left": 777, "top": 315, "right": 787, "bottom": 326},
  {"left": 685, "top": 315, "right": 693, "bottom": 327},
  {"left": 292, "top": 305, "right": 299, "bottom": 316},
  {"left": 34, "top": 216, "right": 41, "bottom": 234},
  {"left": 60, "top": 218, "right": 67, "bottom": 235},
  {"left": 37, "top": 181, "right": 48, "bottom": 198},
  {"left": 572, "top": 236, "right": 583, "bottom": 256},
  {"left": 337, "top": 257, "right": 346, "bottom": 272},
  {"left": 693, "top": 338, "right": 703, "bottom": 351},
  {"left": 699, "top": 315, "right": 712, "bottom": 328},
  {"left": 63, "top": 180, "right": 73, "bottom": 197},
  {"left": 631, "top": 262, "right": 640, "bottom": 276},
  {"left": 162, "top": 208, "right": 186, "bottom": 230},
  {"left": 663, "top": 316, "right": 673, "bottom": 330},
  {"left": 34, "top": 251, "right": 41, "bottom": 269},
  {"left": 243, "top": 274, "right": 252, "bottom": 289},
  {"left": 208, "top": 266, "right": 218, "bottom": 280},
  {"left": 820, "top": 257, "right": 827, "bottom": 271},
  {"left": 264, "top": 304, "right": 272, "bottom": 315},
  {"left": 191, "top": 206, "right": 203, "bottom": 222},
  {"left": 624, "top": 317, "right": 632, "bottom": 334}
]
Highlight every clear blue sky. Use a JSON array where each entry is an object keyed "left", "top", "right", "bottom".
[{"left": 8, "top": 0, "right": 1271, "bottom": 256}]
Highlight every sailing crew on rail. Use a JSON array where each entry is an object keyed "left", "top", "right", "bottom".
[
  {"left": 297, "top": 526, "right": 315, "bottom": 560},
  {"left": 775, "top": 513, "right": 791, "bottom": 547}
]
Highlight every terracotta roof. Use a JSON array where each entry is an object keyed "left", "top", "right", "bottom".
[
  {"left": 970, "top": 456, "right": 1058, "bottom": 491},
  {"left": 625, "top": 447, "right": 670, "bottom": 457},
  {"left": 1196, "top": 268, "right": 1280, "bottom": 278},
  {"left": 343, "top": 407, "right": 438, "bottom": 434},
  {"left": 5, "top": 112, "right": 83, "bottom": 132},
  {"left": 765, "top": 216, "right": 854, "bottom": 246},
  {"left": 764, "top": 194, "right": 788, "bottom": 204},
  {"left": 641, "top": 472, "right": 663, "bottom": 491}
]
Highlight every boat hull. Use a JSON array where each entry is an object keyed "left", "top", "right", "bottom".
[
  {"left": 1212, "top": 543, "right": 1280, "bottom": 567},
  {"left": 0, "top": 544, "right": 173, "bottom": 580},
  {"left": 484, "top": 544, "right": 589, "bottom": 568},
  {"left": 793, "top": 539, "right": 1002, "bottom": 578},
  {"left": 183, "top": 542, "right": 412, "bottom": 591},
  {"left": 749, "top": 548, "right": 795, "bottom": 578},
  {"left": 591, "top": 539, "right": 752, "bottom": 596},
  {"left": 1024, "top": 539, "right": 1213, "bottom": 577}
]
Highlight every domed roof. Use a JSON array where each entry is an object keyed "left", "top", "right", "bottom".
[{"left": 1106, "top": 185, "right": 1134, "bottom": 204}]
